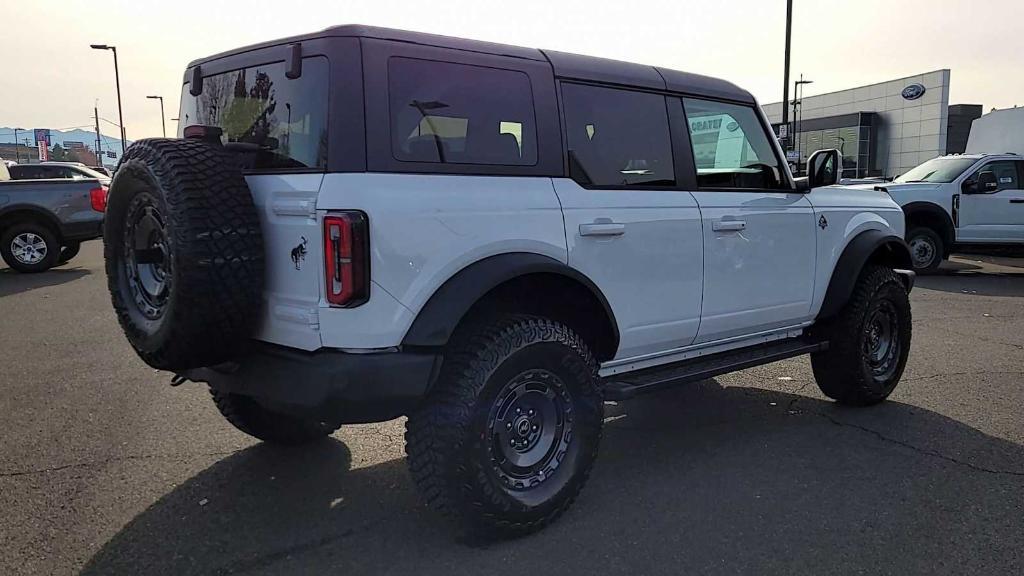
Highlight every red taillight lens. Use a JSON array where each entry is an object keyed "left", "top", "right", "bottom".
[
  {"left": 90, "top": 186, "right": 107, "bottom": 212},
  {"left": 323, "top": 211, "right": 369, "bottom": 307}
]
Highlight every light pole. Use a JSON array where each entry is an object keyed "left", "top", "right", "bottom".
[
  {"left": 147, "top": 95, "right": 166, "bottom": 137},
  {"left": 91, "top": 44, "right": 127, "bottom": 154},
  {"left": 781, "top": 0, "right": 793, "bottom": 148},
  {"left": 794, "top": 76, "right": 813, "bottom": 173},
  {"left": 12, "top": 127, "right": 24, "bottom": 163}
]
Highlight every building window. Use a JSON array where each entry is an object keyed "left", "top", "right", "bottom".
[
  {"left": 388, "top": 57, "right": 537, "bottom": 166},
  {"left": 561, "top": 83, "right": 675, "bottom": 187},
  {"left": 682, "top": 97, "right": 785, "bottom": 189}
]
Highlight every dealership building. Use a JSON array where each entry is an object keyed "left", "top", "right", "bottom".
[{"left": 762, "top": 70, "right": 982, "bottom": 178}]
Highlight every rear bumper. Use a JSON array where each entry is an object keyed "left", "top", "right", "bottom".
[
  {"left": 181, "top": 342, "right": 440, "bottom": 424},
  {"left": 60, "top": 219, "right": 103, "bottom": 242}
]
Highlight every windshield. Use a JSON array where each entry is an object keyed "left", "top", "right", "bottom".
[
  {"left": 894, "top": 157, "right": 977, "bottom": 183},
  {"left": 178, "top": 56, "right": 328, "bottom": 170}
]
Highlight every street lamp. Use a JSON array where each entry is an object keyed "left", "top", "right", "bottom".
[
  {"left": 794, "top": 77, "right": 813, "bottom": 171},
  {"left": 12, "top": 127, "right": 24, "bottom": 163},
  {"left": 91, "top": 44, "right": 127, "bottom": 154},
  {"left": 147, "top": 95, "right": 166, "bottom": 137}
]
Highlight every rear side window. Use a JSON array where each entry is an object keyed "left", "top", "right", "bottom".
[
  {"left": 682, "top": 97, "right": 785, "bottom": 190},
  {"left": 179, "top": 56, "right": 329, "bottom": 170},
  {"left": 388, "top": 57, "right": 537, "bottom": 166},
  {"left": 561, "top": 83, "right": 675, "bottom": 187}
]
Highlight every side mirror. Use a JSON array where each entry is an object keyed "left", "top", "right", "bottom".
[
  {"left": 806, "top": 149, "right": 840, "bottom": 188},
  {"left": 976, "top": 171, "right": 998, "bottom": 193}
]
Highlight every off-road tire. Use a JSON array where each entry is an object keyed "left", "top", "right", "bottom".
[
  {"left": 59, "top": 242, "right": 81, "bottom": 264},
  {"left": 811, "top": 265, "right": 912, "bottom": 405},
  {"left": 104, "top": 138, "right": 264, "bottom": 370},
  {"left": 0, "top": 221, "right": 59, "bottom": 273},
  {"left": 906, "top": 226, "right": 943, "bottom": 273},
  {"left": 405, "top": 315, "right": 604, "bottom": 538},
  {"left": 211, "top": 389, "right": 341, "bottom": 445}
]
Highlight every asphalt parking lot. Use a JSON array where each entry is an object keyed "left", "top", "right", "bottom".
[{"left": 1, "top": 240, "right": 1022, "bottom": 575}]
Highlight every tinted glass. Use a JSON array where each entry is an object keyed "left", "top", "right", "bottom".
[
  {"left": 894, "top": 156, "right": 977, "bottom": 183},
  {"left": 178, "top": 57, "right": 329, "bottom": 170},
  {"left": 683, "top": 98, "right": 784, "bottom": 189},
  {"left": 389, "top": 57, "right": 536, "bottom": 166},
  {"left": 562, "top": 83, "right": 674, "bottom": 187}
]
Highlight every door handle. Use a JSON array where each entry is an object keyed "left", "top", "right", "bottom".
[
  {"left": 579, "top": 222, "right": 626, "bottom": 237},
  {"left": 712, "top": 219, "right": 746, "bottom": 232},
  {"left": 1009, "top": 199, "right": 1024, "bottom": 204}
]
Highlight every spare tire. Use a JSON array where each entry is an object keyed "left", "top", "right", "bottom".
[{"left": 104, "top": 138, "right": 264, "bottom": 370}]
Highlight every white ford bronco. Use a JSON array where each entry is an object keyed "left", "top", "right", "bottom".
[
  {"left": 103, "top": 25, "right": 914, "bottom": 537},
  {"left": 863, "top": 154, "right": 1024, "bottom": 271}
]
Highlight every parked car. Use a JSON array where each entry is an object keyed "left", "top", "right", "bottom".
[
  {"left": 0, "top": 161, "right": 106, "bottom": 272},
  {"left": 103, "top": 25, "right": 914, "bottom": 537},
  {"left": 10, "top": 162, "right": 111, "bottom": 186},
  {"left": 861, "top": 153, "right": 1024, "bottom": 271}
]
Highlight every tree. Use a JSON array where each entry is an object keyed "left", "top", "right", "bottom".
[{"left": 50, "top": 144, "right": 69, "bottom": 161}]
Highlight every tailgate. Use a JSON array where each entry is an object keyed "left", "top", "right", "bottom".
[{"left": 245, "top": 174, "right": 325, "bottom": 350}]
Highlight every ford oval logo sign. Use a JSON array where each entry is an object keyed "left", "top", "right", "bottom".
[{"left": 901, "top": 83, "right": 926, "bottom": 100}]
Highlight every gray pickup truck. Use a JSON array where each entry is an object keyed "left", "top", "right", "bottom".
[{"left": 0, "top": 162, "right": 106, "bottom": 273}]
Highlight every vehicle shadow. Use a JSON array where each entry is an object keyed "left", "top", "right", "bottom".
[
  {"left": 918, "top": 261, "right": 1024, "bottom": 297},
  {"left": 80, "top": 381, "right": 1024, "bottom": 576},
  {"left": 0, "top": 266, "right": 91, "bottom": 297}
]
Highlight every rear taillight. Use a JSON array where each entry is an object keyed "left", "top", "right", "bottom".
[
  {"left": 323, "top": 211, "right": 369, "bottom": 307},
  {"left": 90, "top": 186, "right": 107, "bottom": 212}
]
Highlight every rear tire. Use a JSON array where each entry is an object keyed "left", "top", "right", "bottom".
[
  {"left": 0, "top": 221, "right": 59, "bottom": 273},
  {"left": 906, "top": 227, "right": 943, "bottom": 272},
  {"left": 405, "top": 315, "right": 603, "bottom": 538},
  {"left": 811, "top": 266, "right": 912, "bottom": 405},
  {"left": 211, "top": 389, "right": 341, "bottom": 445}
]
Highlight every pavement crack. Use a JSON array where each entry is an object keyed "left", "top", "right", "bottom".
[
  {"left": 807, "top": 408, "right": 1024, "bottom": 478},
  {"left": 0, "top": 449, "right": 243, "bottom": 478}
]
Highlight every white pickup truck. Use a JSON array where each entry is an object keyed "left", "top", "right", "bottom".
[{"left": 866, "top": 154, "right": 1024, "bottom": 271}]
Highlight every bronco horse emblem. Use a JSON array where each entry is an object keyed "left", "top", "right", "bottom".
[{"left": 290, "top": 236, "right": 308, "bottom": 270}]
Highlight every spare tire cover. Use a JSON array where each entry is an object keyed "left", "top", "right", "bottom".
[{"left": 104, "top": 138, "right": 264, "bottom": 370}]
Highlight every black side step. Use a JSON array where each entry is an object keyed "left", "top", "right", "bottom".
[{"left": 603, "top": 338, "right": 828, "bottom": 401}]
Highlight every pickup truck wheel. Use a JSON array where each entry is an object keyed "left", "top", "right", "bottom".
[
  {"left": 0, "top": 222, "right": 59, "bottom": 273},
  {"left": 405, "top": 315, "right": 603, "bottom": 538},
  {"left": 104, "top": 138, "right": 264, "bottom": 370},
  {"left": 811, "top": 266, "right": 912, "bottom": 406},
  {"left": 211, "top": 389, "right": 341, "bottom": 445},
  {"left": 58, "top": 242, "right": 81, "bottom": 264},
  {"left": 906, "top": 227, "right": 943, "bottom": 272}
]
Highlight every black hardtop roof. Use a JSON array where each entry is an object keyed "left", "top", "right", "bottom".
[{"left": 187, "top": 24, "right": 754, "bottom": 103}]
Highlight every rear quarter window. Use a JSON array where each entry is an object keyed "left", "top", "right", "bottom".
[
  {"left": 179, "top": 56, "right": 329, "bottom": 171},
  {"left": 387, "top": 57, "right": 537, "bottom": 167}
]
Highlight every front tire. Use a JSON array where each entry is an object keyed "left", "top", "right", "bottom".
[
  {"left": 211, "top": 389, "right": 341, "bottom": 445},
  {"left": 0, "top": 222, "right": 59, "bottom": 273},
  {"left": 811, "top": 266, "right": 912, "bottom": 405},
  {"left": 406, "top": 315, "right": 603, "bottom": 537},
  {"left": 906, "top": 227, "right": 943, "bottom": 272}
]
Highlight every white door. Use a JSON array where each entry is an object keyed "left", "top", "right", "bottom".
[
  {"left": 958, "top": 160, "right": 1024, "bottom": 242},
  {"left": 556, "top": 83, "right": 704, "bottom": 361},
  {"left": 680, "top": 97, "right": 817, "bottom": 343}
]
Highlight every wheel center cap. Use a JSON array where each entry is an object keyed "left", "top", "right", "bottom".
[{"left": 515, "top": 416, "right": 532, "bottom": 437}]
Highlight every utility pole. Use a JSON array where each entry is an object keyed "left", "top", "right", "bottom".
[
  {"left": 94, "top": 102, "right": 103, "bottom": 164},
  {"left": 91, "top": 44, "right": 127, "bottom": 154},
  {"left": 781, "top": 0, "right": 793, "bottom": 149},
  {"left": 147, "top": 95, "right": 166, "bottom": 137}
]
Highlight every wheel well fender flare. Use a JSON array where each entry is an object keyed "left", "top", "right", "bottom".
[
  {"left": 0, "top": 205, "right": 63, "bottom": 239},
  {"left": 818, "top": 229, "right": 912, "bottom": 320},
  {"left": 401, "top": 252, "right": 619, "bottom": 351},
  {"left": 902, "top": 201, "right": 955, "bottom": 246}
]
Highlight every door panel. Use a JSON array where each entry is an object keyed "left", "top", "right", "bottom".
[
  {"left": 958, "top": 161, "right": 1024, "bottom": 242},
  {"left": 691, "top": 191, "right": 817, "bottom": 343},
  {"left": 554, "top": 179, "right": 703, "bottom": 360}
]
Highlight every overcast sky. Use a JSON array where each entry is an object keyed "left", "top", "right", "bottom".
[{"left": 2, "top": 0, "right": 1022, "bottom": 141}]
